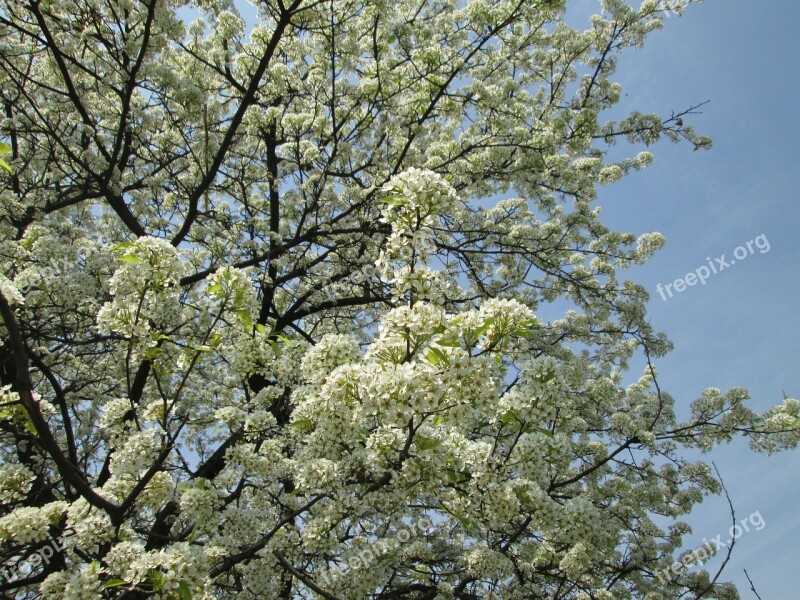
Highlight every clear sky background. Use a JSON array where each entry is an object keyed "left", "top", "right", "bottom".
[{"left": 570, "top": 1, "right": 800, "bottom": 597}]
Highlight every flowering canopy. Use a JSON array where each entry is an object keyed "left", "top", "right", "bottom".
[{"left": 0, "top": 0, "right": 797, "bottom": 598}]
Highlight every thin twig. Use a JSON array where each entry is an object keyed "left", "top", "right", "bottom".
[
  {"left": 274, "top": 553, "right": 343, "bottom": 600},
  {"left": 743, "top": 569, "right": 764, "bottom": 600},
  {"left": 695, "top": 462, "right": 737, "bottom": 599}
]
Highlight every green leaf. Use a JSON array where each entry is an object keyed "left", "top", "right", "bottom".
[
  {"left": 193, "top": 345, "right": 212, "bottom": 352},
  {"left": 177, "top": 581, "right": 193, "bottom": 600},
  {"left": 511, "top": 327, "right": 536, "bottom": 339},
  {"left": 436, "top": 338, "right": 461, "bottom": 348},
  {"left": 473, "top": 316, "right": 496, "bottom": 338},
  {"left": 268, "top": 338, "right": 281, "bottom": 357},
  {"left": 0, "top": 158, "right": 11, "bottom": 173},
  {"left": 514, "top": 488, "right": 533, "bottom": 506},
  {"left": 425, "top": 347, "right": 447, "bottom": 366},
  {"left": 117, "top": 254, "right": 142, "bottom": 263},
  {"left": 538, "top": 370, "right": 557, "bottom": 384},
  {"left": 499, "top": 411, "right": 519, "bottom": 426},
  {"left": 149, "top": 570, "right": 165, "bottom": 592},
  {"left": 144, "top": 346, "right": 163, "bottom": 361},
  {"left": 102, "top": 579, "right": 128, "bottom": 589},
  {"left": 291, "top": 417, "right": 315, "bottom": 432},
  {"left": 415, "top": 435, "right": 441, "bottom": 451},
  {"left": 237, "top": 309, "right": 252, "bottom": 331},
  {"left": 20, "top": 235, "right": 36, "bottom": 249},
  {"left": 457, "top": 515, "right": 480, "bottom": 531},
  {"left": 446, "top": 468, "right": 469, "bottom": 484}
]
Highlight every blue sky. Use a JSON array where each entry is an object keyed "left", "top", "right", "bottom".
[{"left": 577, "top": 0, "right": 800, "bottom": 596}]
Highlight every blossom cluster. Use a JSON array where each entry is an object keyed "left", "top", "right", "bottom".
[{"left": 0, "top": 0, "right": 795, "bottom": 598}]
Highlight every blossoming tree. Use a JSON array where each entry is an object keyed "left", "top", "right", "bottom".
[{"left": 0, "top": 0, "right": 797, "bottom": 597}]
